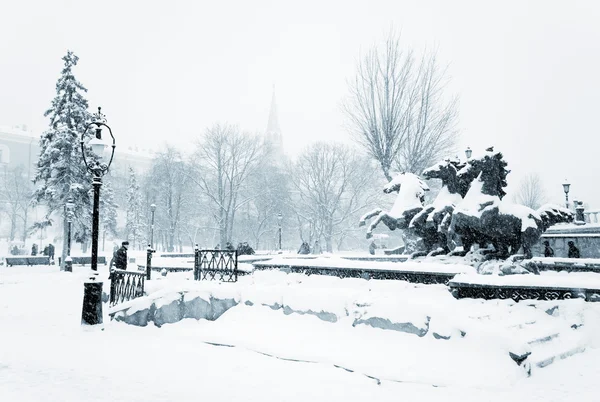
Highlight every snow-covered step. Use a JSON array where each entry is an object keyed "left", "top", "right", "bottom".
[{"left": 527, "top": 331, "right": 586, "bottom": 369}]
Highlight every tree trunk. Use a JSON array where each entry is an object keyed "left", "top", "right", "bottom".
[
  {"left": 9, "top": 213, "right": 16, "bottom": 241},
  {"left": 325, "top": 224, "right": 333, "bottom": 253},
  {"left": 21, "top": 207, "right": 29, "bottom": 242},
  {"left": 168, "top": 226, "right": 174, "bottom": 252},
  {"left": 60, "top": 213, "right": 68, "bottom": 271}
]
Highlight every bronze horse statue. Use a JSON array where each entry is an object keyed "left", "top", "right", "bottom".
[
  {"left": 449, "top": 150, "right": 573, "bottom": 259},
  {"left": 408, "top": 158, "right": 477, "bottom": 258}
]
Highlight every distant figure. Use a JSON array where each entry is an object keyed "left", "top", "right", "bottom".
[
  {"left": 42, "top": 245, "right": 49, "bottom": 256},
  {"left": 237, "top": 242, "right": 255, "bottom": 255},
  {"left": 543, "top": 241, "right": 554, "bottom": 258},
  {"left": 298, "top": 241, "right": 311, "bottom": 255},
  {"left": 31, "top": 244, "right": 38, "bottom": 256},
  {"left": 369, "top": 240, "right": 377, "bottom": 255},
  {"left": 215, "top": 244, "right": 220, "bottom": 250},
  {"left": 225, "top": 242, "right": 235, "bottom": 252},
  {"left": 313, "top": 240, "right": 322, "bottom": 254},
  {"left": 48, "top": 244, "right": 55, "bottom": 261},
  {"left": 568, "top": 241, "right": 580, "bottom": 258},
  {"left": 10, "top": 245, "right": 19, "bottom": 255}
]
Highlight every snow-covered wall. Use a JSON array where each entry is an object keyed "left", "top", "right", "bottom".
[{"left": 532, "top": 224, "right": 600, "bottom": 258}]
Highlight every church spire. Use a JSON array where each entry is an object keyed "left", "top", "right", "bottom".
[{"left": 266, "top": 85, "right": 282, "bottom": 149}]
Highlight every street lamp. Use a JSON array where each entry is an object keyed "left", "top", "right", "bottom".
[
  {"left": 64, "top": 196, "right": 74, "bottom": 272},
  {"left": 150, "top": 204, "right": 156, "bottom": 249},
  {"left": 465, "top": 147, "right": 472, "bottom": 160},
  {"left": 277, "top": 212, "right": 283, "bottom": 252},
  {"left": 80, "top": 106, "right": 116, "bottom": 327},
  {"left": 147, "top": 204, "right": 157, "bottom": 281},
  {"left": 562, "top": 180, "right": 571, "bottom": 209}
]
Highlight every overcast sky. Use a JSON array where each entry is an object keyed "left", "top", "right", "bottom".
[{"left": 1, "top": 0, "right": 599, "bottom": 207}]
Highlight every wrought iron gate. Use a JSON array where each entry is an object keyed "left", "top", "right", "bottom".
[
  {"left": 109, "top": 269, "right": 145, "bottom": 306},
  {"left": 194, "top": 248, "right": 238, "bottom": 282}
]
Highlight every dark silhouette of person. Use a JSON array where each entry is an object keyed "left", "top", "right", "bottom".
[
  {"left": 298, "top": 241, "right": 310, "bottom": 255},
  {"left": 111, "top": 241, "right": 129, "bottom": 270},
  {"left": 31, "top": 243, "right": 38, "bottom": 256},
  {"left": 369, "top": 240, "right": 377, "bottom": 255},
  {"left": 568, "top": 241, "right": 580, "bottom": 258},
  {"left": 543, "top": 241, "right": 554, "bottom": 257},
  {"left": 313, "top": 240, "right": 322, "bottom": 254},
  {"left": 48, "top": 244, "right": 55, "bottom": 261}
]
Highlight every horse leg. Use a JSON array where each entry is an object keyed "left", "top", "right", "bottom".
[
  {"left": 366, "top": 212, "right": 397, "bottom": 239},
  {"left": 359, "top": 208, "right": 383, "bottom": 227},
  {"left": 450, "top": 236, "right": 472, "bottom": 257}
]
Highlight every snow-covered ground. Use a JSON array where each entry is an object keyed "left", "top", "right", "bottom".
[{"left": 2, "top": 264, "right": 600, "bottom": 401}]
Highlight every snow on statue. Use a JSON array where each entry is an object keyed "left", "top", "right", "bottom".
[
  {"left": 407, "top": 157, "right": 478, "bottom": 258},
  {"left": 358, "top": 172, "right": 429, "bottom": 240},
  {"left": 449, "top": 148, "right": 574, "bottom": 260}
]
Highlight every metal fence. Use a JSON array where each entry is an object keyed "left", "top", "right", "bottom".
[
  {"left": 109, "top": 269, "right": 146, "bottom": 306},
  {"left": 193, "top": 249, "right": 238, "bottom": 282}
]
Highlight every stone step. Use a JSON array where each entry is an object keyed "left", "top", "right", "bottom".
[{"left": 528, "top": 332, "right": 586, "bottom": 369}]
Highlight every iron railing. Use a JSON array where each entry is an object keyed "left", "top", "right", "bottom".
[
  {"left": 194, "top": 249, "right": 238, "bottom": 282},
  {"left": 109, "top": 269, "right": 145, "bottom": 306}
]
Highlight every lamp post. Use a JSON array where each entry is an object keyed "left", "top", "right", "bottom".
[
  {"left": 465, "top": 147, "right": 472, "bottom": 160},
  {"left": 64, "top": 197, "right": 74, "bottom": 272},
  {"left": 277, "top": 212, "right": 283, "bottom": 252},
  {"left": 80, "top": 107, "right": 116, "bottom": 327},
  {"left": 563, "top": 180, "right": 571, "bottom": 209},
  {"left": 146, "top": 204, "right": 157, "bottom": 280},
  {"left": 150, "top": 204, "right": 156, "bottom": 249}
]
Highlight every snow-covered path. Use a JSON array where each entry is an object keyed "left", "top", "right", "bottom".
[{"left": 1, "top": 265, "right": 599, "bottom": 401}]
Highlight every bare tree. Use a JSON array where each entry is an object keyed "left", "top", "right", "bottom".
[
  {"left": 148, "top": 147, "right": 193, "bottom": 252},
  {"left": 513, "top": 173, "right": 547, "bottom": 210},
  {"left": 190, "top": 124, "right": 266, "bottom": 247},
  {"left": 343, "top": 31, "right": 458, "bottom": 180},
  {"left": 243, "top": 162, "right": 289, "bottom": 249},
  {"left": 292, "top": 142, "right": 378, "bottom": 253},
  {"left": 0, "top": 166, "right": 33, "bottom": 241},
  {"left": 393, "top": 53, "right": 459, "bottom": 174}
]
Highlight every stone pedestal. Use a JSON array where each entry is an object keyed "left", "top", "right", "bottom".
[{"left": 81, "top": 277, "right": 103, "bottom": 326}]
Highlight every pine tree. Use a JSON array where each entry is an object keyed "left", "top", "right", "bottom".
[
  {"left": 101, "top": 178, "right": 119, "bottom": 249},
  {"left": 125, "top": 167, "right": 146, "bottom": 249},
  {"left": 32, "top": 51, "right": 95, "bottom": 269}
]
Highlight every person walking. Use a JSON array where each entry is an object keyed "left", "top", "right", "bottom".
[
  {"left": 110, "top": 241, "right": 129, "bottom": 271},
  {"left": 567, "top": 241, "right": 580, "bottom": 258},
  {"left": 48, "top": 243, "right": 55, "bottom": 262},
  {"left": 543, "top": 241, "right": 554, "bottom": 257}
]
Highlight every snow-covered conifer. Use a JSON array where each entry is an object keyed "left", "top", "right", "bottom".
[
  {"left": 32, "top": 51, "right": 96, "bottom": 268},
  {"left": 125, "top": 168, "right": 146, "bottom": 248}
]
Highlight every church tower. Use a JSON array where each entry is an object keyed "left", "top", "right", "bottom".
[{"left": 265, "top": 87, "right": 283, "bottom": 154}]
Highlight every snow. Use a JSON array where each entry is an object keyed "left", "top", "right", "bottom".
[
  {"left": 455, "top": 175, "right": 540, "bottom": 231},
  {"left": 3, "top": 263, "right": 600, "bottom": 401},
  {"left": 427, "top": 185, "right": 462, "bottom": 218},
  {"left": 255, "top": 256, "right": 476, "bottom": 274},
  {"left": 531, "top": 257, "right": 600, "bottom": 266},
  {"left": 451, "top": 271, "right": 600, "bottom": 290},
  {"left": 384, "top": 173, "right": 429, "bottom": 218}
]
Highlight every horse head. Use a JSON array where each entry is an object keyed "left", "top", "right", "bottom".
[
  {"left": 383, "top": 172, "right": 430, "bottom": 204},
  {"left": 457, "top": 149, "right": 509, "bottom": 199},
  {"left": 422, "top": 158, "right": 467, "bottom": 196}
]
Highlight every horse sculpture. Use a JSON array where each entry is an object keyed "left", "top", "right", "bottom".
[
  {"left": 449, "top": 150, "right": 574, "bottom": 259},
  {"left": 408, "top": 158, "right": 475, "bottom": 258},
  {"left": 359, "top": 172, "right": 430, "bottom": 240}
]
